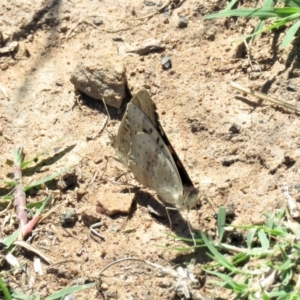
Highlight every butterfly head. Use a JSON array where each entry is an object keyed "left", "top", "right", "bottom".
[{"left": 177, "top": 187, "right": 200, "bottom": 211}]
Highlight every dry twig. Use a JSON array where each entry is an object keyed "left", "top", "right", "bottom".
[{"left": 231, "top": 81, "right": 300, "bottom": 113}]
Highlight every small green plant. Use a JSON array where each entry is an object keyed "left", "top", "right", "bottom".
[
  {"left": 0, "top": 136, "right": 78, "bottom": 299},
  {"left": 204, "top": 0, "right": 300, "bottom": 49},
  {"left": 201, "top": 208, "right": 300, "bottom": 299},
  {"left": 170, "top": 206, "right": 300, "bottom": 299}
]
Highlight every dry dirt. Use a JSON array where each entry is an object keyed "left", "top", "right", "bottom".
[{"left": 1, "top": 0, "right": 300, "bottom": 299}]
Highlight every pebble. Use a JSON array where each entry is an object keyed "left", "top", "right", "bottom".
[
  {"left": 161, "top": 56, "right": 171, "bottom": 70},
  {"left": 60, "top": 207, "right": 78, "bottom": 225},
  {"left": 144, "top": 0, "right": 156, "bottom": 6},
  {"left": 295, "top": 183, "right": 300, "bottom": 190},
  {"left": 249, "top": 72, "right": 260, "bottom": 80},
  {"left": 284, "top": 153, "right": 296, "bottom": 166},
  {"left": 64, "top": 295, "right": 75, "bottom": 300},
  {"left": 287, "top": 83, "right": 296, "bottom": 91},
  {"left": 60, "top": 23, "right": 69, "bottom": 33},
  {"left": 101, "top": 283, "right": 109, "bottom": 291},
  {"left": 221, "top": 157, "right": 236, "bottom": 167},
  {"left": 229, "top": 123, "right": 241, "bottom": 134},
  {"left": 112, "top": 37, "right": 123, "bottom": 42},
  {"left": 55, "top": 80, "right": 63, "bottom": 86},
  {"left": 93, "top": 17, "right": 103, "bottom": 26},
  {"left": 106, "top": 288, "right": 117, "bottom": 298},
  {"left": 0, "top": 63, "right": 9, "bottom": 70},
  {"left": 27, "top": 34, "right": 34, "bottom": 42},
  {"left": 178, "top": 16, "right": 188, "bottom": 28}
]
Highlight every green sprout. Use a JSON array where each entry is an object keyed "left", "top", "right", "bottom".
[{"left": 204, "top": 0, "right": 300, "bottom": 49}]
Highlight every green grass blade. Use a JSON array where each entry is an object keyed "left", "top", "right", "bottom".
[
  {"left": 280, "top": 19, "right": 300, "bottom": 48},
  {"left": 3, "top": 181, "right": 16, "bottom": 187},
  {"left": 252, "top": 0, "right": 275, "bottom": 40},
  {"left": 252, "top": 20, "right": 266, "bottom": 42},
  {"left": 45, "top": 282, "right": 96, "bottom": 300},
  {"left": 224, "top": 0, "right": 239, "bottom": 11},
  {"left": 13, "top": 148, "right": 24, "bottom": 166},
  {"left": 35, "top": 195, "right": 51, "bottom": 216},
  {"left": 278, "top": 0, "right": 300, "bottom": 8},
  {"left": 20, "top": 134, "right": 70, "bottom": 169},
  {"left": 0, "top": 275, "right": 12, "bottom": 300},
  {"left": 201, "top": 232, "right": 235, "bottom": 270},
  {"left": 10, "top": 290, "right": 32, "bottom": 300},
  {"left": 217, "top": 206, "right": 226, "bottom": 241},
  {"left": 204, "top": 7, "right": 300, "bottom": 20},
  {"left": 3, "top": 230, "right": 19, "bottom": 248},
  {"left": 24, "top": 168, "right": 68, "bottom": 191},
  {"left": 247, "top": 228, "right": 257, "bottom": 248},
  {"left": 258, "top": 229, "right": 270, "bottom": 250}
]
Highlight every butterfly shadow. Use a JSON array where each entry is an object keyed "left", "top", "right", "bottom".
[{"left": 126, "top": 189, "right": 197, "bottom": 241}]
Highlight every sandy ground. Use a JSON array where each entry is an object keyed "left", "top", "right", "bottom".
[{"left": 1, "top": 0, "right": 300, "bottom": 299}]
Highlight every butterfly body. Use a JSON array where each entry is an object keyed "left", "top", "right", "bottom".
[{"left": 115, "top": 90, "right": 199, "bottom": 210}]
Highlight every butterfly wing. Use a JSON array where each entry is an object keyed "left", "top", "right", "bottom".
[
  {"left": 114, "top": 108, "right": 131, "bottom": 165},
  {"left": 129, "top": 132, "right": 182, "bottom": 206},
  {"left": 132, "top": 90, "right": 195, "bottom": 188},
  {"left": 115, "top": 89, "right": 199, "bottom": 209},
  {"left": 130, "top": 90, "right": 159, "bottom": 127}
]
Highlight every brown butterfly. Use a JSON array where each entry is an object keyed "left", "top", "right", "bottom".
[{"left": 114, "top": 90, "right": 199, "bottom": 210}]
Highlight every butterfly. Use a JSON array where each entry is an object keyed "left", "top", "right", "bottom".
[{"left": 114, "top": 90, "right": 199, "bottom": 210}]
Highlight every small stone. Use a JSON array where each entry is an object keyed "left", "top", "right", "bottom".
[
  {"left": 96, "top": 192, "right": 134, "bottom": 216},
  {"left": 249, "top": 72, "right": 260, "bottom": 80},
  {"left": 284, "top": 153, "right": 296, "bottom": 166},
  {"left": 221, "top": 157, "right": 236, "bottom": 167},
  {"left": 112, "top": 37, "right": 123, "bottom": 42},
  {"left": 229, "top": 123, "right": 241, "bottom": 134},
  {"left": 64, "top": 294, "right": 75, "bottom": 300},
  {"left": 178, "top": 16, "right": 188, "bottom": 28},
  {"left": 106, "top": 288, "right": 117, "bottom": 299},
  {"left": 161, "top": 56, "right": 171, "bottom": 70},
  {"left": 295, "top": 183, "right": 300, "bottom": 190},
  {"left": 93, "top": 17, "right": 103, "bottom": 26},
  {"left": 70, "top": 54, "right": 126, "bottom": 108},
  {"left": 55, "top": 80, "right": 63, "bottom": 86},
  {"left": 60, "top": 23, "right": 69, "bottom": 33},
  {"left": 76, "top": 188, "right": 88, "bottom": 198},
  {"left": 101, "top": 283, "right": 109, "bottom": 291},
  {"left": 0, "top": 63, "right": 8, "bottom": 70},
  {"left": 27, "top": 34, "right": 34, "bottom": 42},
  {"left": 205, "top": 31, "right": 215, "bottom": 41},
  {"left": 287, "top": 83, "right": 297, "bottom": 92},
  {"left": 60, "top": 207, "right": 78, "bottom": 225},
  {"left": 57, "top": 169, "right": 78, "bottom": 191},
  {"left": 7, "top": 59, "right": 15, "bottom": 66},
  {"left": 144, "top": 0, "right": 156, "bottom": 6}
]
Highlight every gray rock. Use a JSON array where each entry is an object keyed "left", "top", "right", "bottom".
[
  {"left": 60, "top": 207, "right": 78, "bottom": 225},
  {"left": 229, "top": 123, "right": 241, "bottom": 134},
  {"left": 93, "top": 17, "right": 103, "bottom": 26},
  {"left": 70, "top": 54, "right": 126, "bottom": 108},
  {"left": 161, "top": 56, "right": 171, "bottom": 70},
  {"left": 178, "top": 16, "right": 188, "bottom": 28}
]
